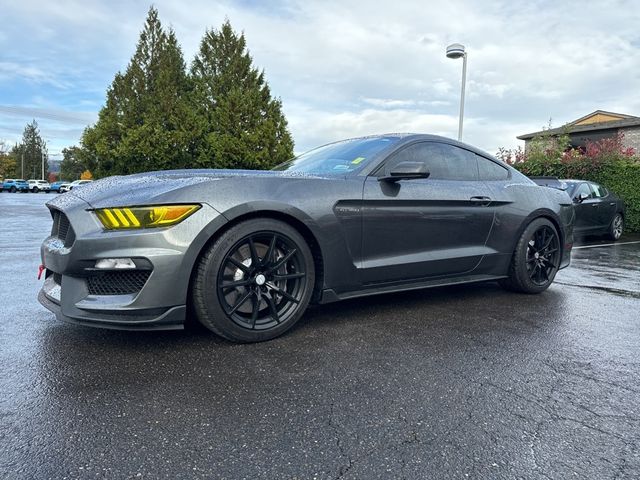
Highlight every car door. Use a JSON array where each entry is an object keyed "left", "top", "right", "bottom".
[
  {"left": 573, "top": 182, "right": 600, "bottom": 232},
  {"left": 360, "top": 141, "right": 495, "bottom": 284},
  {"left": 590, "top": 182, "right": 616, "bottom": 229}
]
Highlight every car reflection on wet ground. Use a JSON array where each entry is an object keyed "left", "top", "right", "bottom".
[{"left": 1, "top": 193, "right": 639, "bottom": 479}]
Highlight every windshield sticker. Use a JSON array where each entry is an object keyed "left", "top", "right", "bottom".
[{"left": 351, "top": 157, "right": 365, "bottom": 165}]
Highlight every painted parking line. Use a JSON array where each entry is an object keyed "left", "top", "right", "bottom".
[{"left": 573, "top": 240, "right": 640, "bottom": 250}]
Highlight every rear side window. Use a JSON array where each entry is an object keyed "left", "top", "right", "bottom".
[
  {"left": 591, "top": 183, "right": 608, "bottom": 197},
  {"left": 383, "top": 142, "right": 478, "bottom": 180},
  {"left": 477, "top": 157, "right": 509, "bottom": 180}
]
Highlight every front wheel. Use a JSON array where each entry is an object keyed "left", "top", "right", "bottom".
[
  {"left": 10, "top": 187, "right": 16, "bottom": 193},
  {"left": 607, "top": 213, "right": 623, "bottom": 241},
  {"left": 192, "top": 218, "right": 315, "bottom": 343},
  {"left": 500, "top": 218, "right": 561, "bottom": 294}
]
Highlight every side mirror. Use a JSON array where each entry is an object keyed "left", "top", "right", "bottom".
[
  {"left": 379, "top": 161, "right": 431, "bottom": 182},
  {"left": 574, "top": 193, "right": 589, "bottom": 203}
]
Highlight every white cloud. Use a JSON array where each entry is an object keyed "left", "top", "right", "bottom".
[{"left": 1, "top": 0, "right": 639, "bottom": 155}]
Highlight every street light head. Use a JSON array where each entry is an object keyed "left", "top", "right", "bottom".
[{"left": 446, "top": 43, "right": 466, "bottom": 59}]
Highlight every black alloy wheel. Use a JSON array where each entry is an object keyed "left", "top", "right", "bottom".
[
  {"left": 525, "top": 224, "right": 560, "bottom": 286},
  {"left": 193, "top": 218, "right": 315, "bottom": 342},
  {"left": 500, "top": 218, "right": 561, "bottom": 294},
  {"left": 217, "top": 232, "right": 307, "bottom": 330}
]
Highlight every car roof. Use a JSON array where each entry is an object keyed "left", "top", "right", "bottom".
[
  {"left": 562, "top": 179, "right": 598, "bottom": 184},
  {"left": 335, "top": 133, "right": 499, "bottom": 162}
]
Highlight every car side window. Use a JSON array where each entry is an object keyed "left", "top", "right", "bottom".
[
  {"left": 477, "top": 156, "right": 509, "bottom": 180},
  {"left": 383, "top": 142, "right": 478, "bottom": 180},
  {"left": 591, "top": 183, "right": 608, "bottom": 197},
  {"left": 574, "top": 183, "right": 594, "bottom": 199}
]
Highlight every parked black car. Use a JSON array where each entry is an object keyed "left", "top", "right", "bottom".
[
  {"left": 565, "top": 180, "right": 625, "bottom": 240},
  {"left": 530, "top": 177, "right": 625, "bottom": 240}
]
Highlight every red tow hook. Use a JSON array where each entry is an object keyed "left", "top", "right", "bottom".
[{"left": 38, "top": 264, "right": 46, "bottom": 280}]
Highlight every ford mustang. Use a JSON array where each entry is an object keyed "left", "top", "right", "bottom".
[{"left": 38, "top": 134, "right": 574, "bottom": 342}]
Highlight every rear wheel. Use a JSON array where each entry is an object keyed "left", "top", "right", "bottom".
[
  {"left": 33, "top": 187, "right": 39, "bottom": 193},
  {"left": 192, "top": 218, "right": 315, "bottom": 343},
  {"left": 607, "top": 213, "right": 623, "bottom": 241},
  {"left": 10, "top": 186, "right": 16, "bottom": 193},
  {"left": 500, "top": 218, "right": 561, "bottom": 294}
]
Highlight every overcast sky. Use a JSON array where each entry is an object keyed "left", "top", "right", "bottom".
[{"left": 1, "top": 0, "right": 640, "bottom": 161}]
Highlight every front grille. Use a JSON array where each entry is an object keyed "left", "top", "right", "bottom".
[
  {"left": 50, "top": 210, "right": 76, "bottom": 247},
  {"left": 86, "top": 270, "right": 151, "bottom": 296}
]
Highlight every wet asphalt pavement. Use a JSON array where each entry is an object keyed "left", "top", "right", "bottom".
[{"left": 1, "top": 193, "right": 639, "bottom": 480}]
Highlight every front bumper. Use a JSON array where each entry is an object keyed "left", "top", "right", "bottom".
[{"left": 38, "top": 193, "right": 224, "bottom": 330}]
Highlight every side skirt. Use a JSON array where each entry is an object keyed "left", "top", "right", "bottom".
[{"left": 319, "top": 274, "right": 507, "bottom": 304}]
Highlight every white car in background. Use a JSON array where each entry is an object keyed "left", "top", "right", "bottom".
[
  {"left": 27, "top": 179, "right": 51, "bottom": 193},
  {"left": 59, "top": 179, "right": 93, "bottom": 193}
]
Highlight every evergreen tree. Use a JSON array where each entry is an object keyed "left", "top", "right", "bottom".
[
  {"left": 81, "top": 7, "right": 193, "bottom": 176},
  {"left": 12, "top": 120, "right": 48, "bottom": 179},
  {"left": 190, "top": 21, "right": 294, "bottom": 169}
]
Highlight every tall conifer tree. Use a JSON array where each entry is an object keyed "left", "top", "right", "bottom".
[
  {"left": 190, "top": 21, "right": 294, "bottom": 169},
  {"left": 82, "top": 7, "right": 192, "bottom": 175},
  {"left": 12, "top": 120, "right": 48, "bottom": 179}
]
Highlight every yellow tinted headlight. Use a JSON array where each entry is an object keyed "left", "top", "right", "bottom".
[{"left": 94, "top": 205, "right": 201, "bottom": 230}]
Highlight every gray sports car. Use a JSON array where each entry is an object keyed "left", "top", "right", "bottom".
[{"left": 38, "top": 134, "right": 575, "bottom": 342}]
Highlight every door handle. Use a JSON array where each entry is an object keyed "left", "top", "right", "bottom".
[
  {"left": 470, "top": 196, "right": 492, "bottom": 206},
  {"left": 591, "top": 203, "right": 598, "bottom": 208}
]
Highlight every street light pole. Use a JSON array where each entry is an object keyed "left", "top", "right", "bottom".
[
  {"left": 446, "top": 43, "right": 468, "bottom": 142},
  {"left": 42, "top": 151, "right": 45, "bottom": 180}
]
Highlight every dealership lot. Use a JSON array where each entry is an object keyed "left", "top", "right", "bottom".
[{"left": 1, "top": 193, "right": 639, "bottom": 479}]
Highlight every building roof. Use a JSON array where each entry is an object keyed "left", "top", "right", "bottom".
[{"left": 517, "top": 110, "right": 640, "bottom": 140}]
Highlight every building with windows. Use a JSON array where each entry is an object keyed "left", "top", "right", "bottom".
[{"left": 517, "top": 110, "right": 640, "bottom": 152}]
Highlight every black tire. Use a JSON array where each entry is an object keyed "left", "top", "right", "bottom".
[
  {"left": 33, "top": 187, "right": 39, "bottom": 193},
  {"left": 192, "top": 218, "right": 315, "bottom": 343},
  {"left": 607, "top": 213, "right": 623, "bottom": 241},
  {"left": 499, "top": 218, "right": 561, "bottom": 294},
  {"left": 10, "top": 186, "right": 16, "bottom": 193}
]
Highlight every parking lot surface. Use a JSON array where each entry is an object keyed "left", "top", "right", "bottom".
[{"left": 1, "top": 192, "right": 639, "bottom": 479}]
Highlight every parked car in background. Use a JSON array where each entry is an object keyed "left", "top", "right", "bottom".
[
  {"left": 530, "top": 177, "right": 625, "bottom": 240},
  {"left": 49, "top": 181, "right": 68, "bottom": 193},
  {"left": 564, "top": 180, "right": 625, "bottom": 240},
  {"left": 28, "top": 179, "right": 51, "bottom": 193},
  {"left": 2, "top": 179, "right": 30, "bottom": 193},
  {"left": 59, "top": 179, "right": 93, "bottom": 193},
  {"left": 57, "top": 182, "right": 72, "bottom": 193}
]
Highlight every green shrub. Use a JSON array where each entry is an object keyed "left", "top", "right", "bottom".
[{"left": 592, "top": 162, "right": 640, "bottom": 232}]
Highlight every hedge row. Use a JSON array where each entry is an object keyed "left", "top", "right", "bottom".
[
  {"left": 592, "top": 163, "right": 640, "bottom": 232},
  {"left": 512, "top": 160, "right": 640, "bottom": 232}
]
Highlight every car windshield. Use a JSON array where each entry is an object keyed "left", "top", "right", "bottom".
[{"left": 273, "top": 136, "right": 401, "bottom": 175}]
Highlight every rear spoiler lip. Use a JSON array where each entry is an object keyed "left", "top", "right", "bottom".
[{"left": 529, "top": 176, "right": 568, "bottom": 191}]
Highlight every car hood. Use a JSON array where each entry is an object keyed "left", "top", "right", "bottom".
[{"left": 62, "top": 169, "right": 331, "bottom": 208}]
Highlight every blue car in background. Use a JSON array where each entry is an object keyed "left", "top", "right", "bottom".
[
  {"left": 2, "top": 179, "right": 30, "bottom": 193},
  {"left": 49, "top": 181, "right": 69, "bottom": 193}
]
